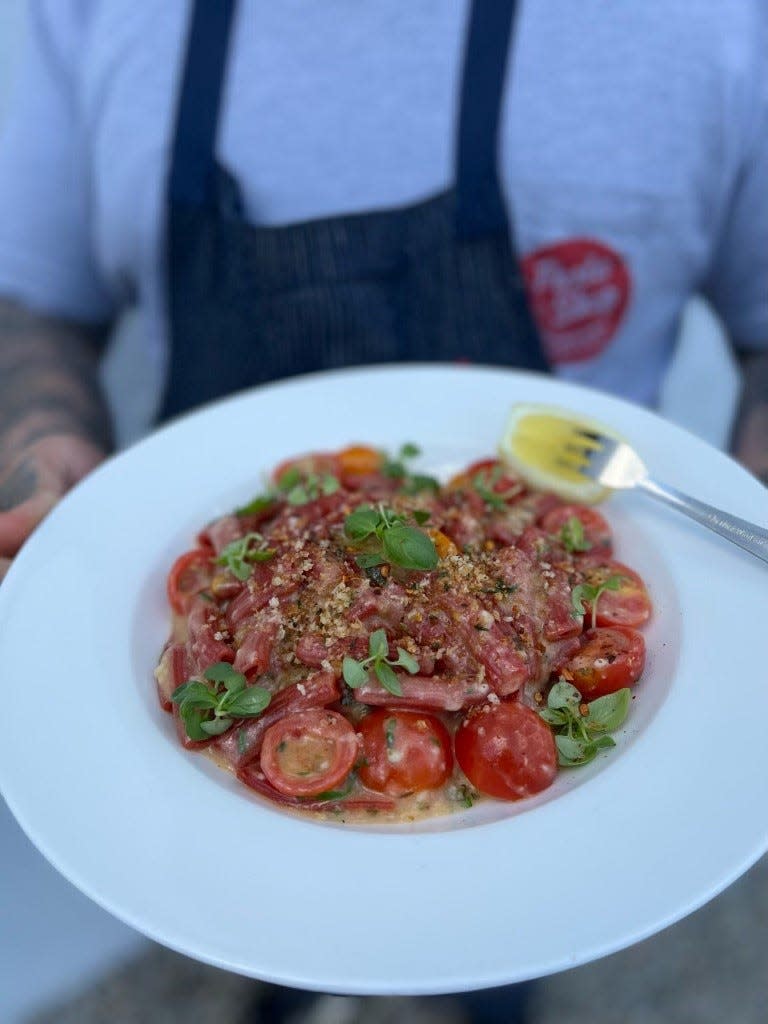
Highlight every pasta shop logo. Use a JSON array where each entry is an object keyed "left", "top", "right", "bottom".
[{"left": 521, "top": 239, "right": 631, "bottom": 363}]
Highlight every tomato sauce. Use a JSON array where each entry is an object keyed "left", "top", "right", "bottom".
[{"left": 155, "top": 446, "right": 652, "bottom": 823}]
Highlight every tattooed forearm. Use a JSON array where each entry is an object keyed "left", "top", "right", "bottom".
[
  {"left": 730, "top": 350, "right": 768, "bottom": 481},
  {"left": 0, "top": 299, "right": 114, "bottom": 456}
]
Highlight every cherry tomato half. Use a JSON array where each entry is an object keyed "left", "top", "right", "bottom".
[
  {"left": 357, "top": 709, "right": 453, "bottom": 797},
  {"left": 579, "top": 558, "right": 652, "bottom": 628},
  {"left": 337, "top": 445, "right": 384, "bottom": 479},
  {"left": 455, "top": 702, "right": 557, "bottom": 801},
  {"left": 167, "top": 548, "right": 213, "bottom": 615},
  {"left": 539, "top": 504, "right": 613, "bottom": 557},
  {"left": 563, "top": 626, "right": 645, "bottom": 698},
  {"left": 259, "top": 709, "right": 358, "bottom": 797}
]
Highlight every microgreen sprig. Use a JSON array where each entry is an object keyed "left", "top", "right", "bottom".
[
  {"left": 276, "top": 466, "right": 340, "bottom": 505},
  {"left": 381, "top": 443, "right": 440, "bottom": 494},
  {"left": 342, "top": 629, "right": 420, "bottom": 697},
  {"left": 171, "top": 662, "right": 271, "bottom": 741},
  {"left": 235, "top": 466, "right": 340, "bottom": 518},
  {"left": 558, "top": 516, "right": 592, "bottom": 553},
  {"left": 471, "top": 464, "right": 521, "bottom": 510},
  {"left": 344, "top": 503, "right": 439, "bottom": 573},
  {"left": 571, "top": 573, "right": 624, "bottom": 627},
  {"left": 538, "top": 679, "right": 631, "bottom": 767},
  {"left": 216, "top": 532, "right": 276, "bottom": 581}
]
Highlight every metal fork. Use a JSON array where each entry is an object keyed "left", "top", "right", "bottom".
[{"left": 560, "top": 431, "right": 768, "bottom": 566}]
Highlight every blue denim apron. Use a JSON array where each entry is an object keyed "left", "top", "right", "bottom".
[{"left": 160, "top": 0, "right": 547, "bottom": 420}]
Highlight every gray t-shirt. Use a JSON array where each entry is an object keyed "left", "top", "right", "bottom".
[{"left": 0, "top": 0, "right": 766, "bottom": 422}]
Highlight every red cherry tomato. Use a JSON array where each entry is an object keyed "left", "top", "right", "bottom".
[
  {"left": 579, "top": 559, "right": 652, "bottom": 628},
  {"left": 563, "top": 626, "right": 645, "bottom": 698},
  {"left": 454, "top": 702, "right": 557, "bottom": 801},
  {"left": 167, "top": 548, "right": 213, "bottom": 615},
  {"left": 357, "top": 709, "right": 453, "bottom": 797},
  {"left": 539, "top": 504, "right": 613, "bottom": 557},
  {"left": 259, "top": 709, "right": 358, "bottom": 797}
]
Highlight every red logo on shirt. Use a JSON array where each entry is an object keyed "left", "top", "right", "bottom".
[{"left": 521, "top": 239, "right": 631, "bottom": 363}]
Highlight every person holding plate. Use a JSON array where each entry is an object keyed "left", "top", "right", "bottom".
[{"left": 0, "top": 2, "right": 766, "bottom": 1022}]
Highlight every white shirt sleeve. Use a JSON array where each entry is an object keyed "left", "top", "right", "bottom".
[
  {"left": 703, "top": 23, "right": 768, "bottom": 353},
  {"left": 0, "top": 0, "right": 115, "bottom": 324}
]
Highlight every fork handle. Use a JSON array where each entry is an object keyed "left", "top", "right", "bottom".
[{"left": 639, "top": 477, "right": 768, "bottom": 565}]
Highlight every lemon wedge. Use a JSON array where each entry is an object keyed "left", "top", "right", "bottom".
[{"left": 498, "top": 402, "right": 624, "bottom": 504}]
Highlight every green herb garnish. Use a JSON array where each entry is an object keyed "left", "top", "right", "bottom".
[
  {"left": 452, "top": 783, "right": 477, "bottom": 808},
  {"left": 344, "top": 503, "right": 439, "bottom": 573},
  {"left": 470, "top": 464, "right": 521, "bottom": 510},
  {"left": 381, "top": 443, "right": 439, "bottom": 494},
  {"left": 341, "top": 629, "right": 420, "bottom": 697},
  {"left": 538, "top": 680, "right": 631, "bottom": 767},
  {"left": 234, "top": 494, "right": 276, "bottom": 517},
  {"left": 571, "top": 574, "right": 624, "bottom": 627},
  {"left": 277, "top": 468, "right": 340, "bottom": 506},
  {"left": 558, "top": 515, "right": 592, "bottom": 553},
  {"left": 171, "top": 662, "right": 271, "bottom": 741},
  {"left": 216, "top": 532, "right": 276, "bottom": 581}
]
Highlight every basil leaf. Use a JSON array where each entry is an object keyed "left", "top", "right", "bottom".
[
  {"left": 286, "top": 484, "right": 310, "bottom": 505},
  {"left": 226, "top": 686, "right": 272, "bottom": 717},
  {"left": 217, "top": 533, "right": 272, "bottom": 580},
  {"left": 382, "top": 460, "right": 406, "bottom": 479},
  {"left": 375, "top": 661, "right": 403, "bottom": 696},
  {"left": 276, "top": 466, "right": 302, "bottom": 491},
  {"left": 400, "top": 442, "right": 420, "bottom": 458},
  {"left": 402, "top": 474, "right": 440, "bottom": 495},
  {"left": 342, "top": 657, "right": 368, "bottom": 689},
  {"left": 204, "top": 662, "right": 245, "bottom": 689},
  {"left": 320, "top": 473, "right": 340, "bottom": 495},
  {"left": 555, "top": 734, "right": 589, "bottom": 765},
  {"left": 249, "top": 548, "right": 276, "bottom": 562},
  {"left": 368, "top": 629, "right": 389, "bottom": 661},
  {"left": 171, "top": 680, "right": 215, "bottom": 707},
  {"left": 235, "top": 494, "right": 275, "bottom": 517},
  {"left": 585, "top": 688, "right": 631, "bottom": 732},
  {"left": 179, "top": 706, "right": 210, "bottom": 742},
  {"left": 559, "top": 516, "right": 591, "bottom": 553},
  {"left": 538, "top": 707, "right": 568, "bottom": 726},
  {"left": 393, "top": 647, "right": 419, "bottom": 674},
  {"left": 412, "top": 509, "right": 431, "bottom": 526},
  {"left": 199, "top": 716, "right": 234, "bottom": 737},
  {"left": 570, "top": 583, "right": 594, "bottom": 618},
  {"left": 345, "top": 505, "right": 381, "bottom": 541},
  {"left": 547, "top": 680, "right": 582, "bottom": 712},
  {"left": 592, "top": 735, "right": 616, "bottom": 751},
  {"left": 355, "top": 552, "right": 386, "bottom": 569},
  {"left": 382, "top": 525, "right": 438, "bottom": 571}
]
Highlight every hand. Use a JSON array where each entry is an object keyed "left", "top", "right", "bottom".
[{"left": 0, "top": 434, "right": 106, "bottom": 581}]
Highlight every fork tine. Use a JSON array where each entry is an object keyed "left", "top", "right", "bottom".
[
  {"left": 573, "top": 428, "right": 604, "bottom": 445},
  {"left": 563, "top": 442, "right": 596, "bottom": 460}
]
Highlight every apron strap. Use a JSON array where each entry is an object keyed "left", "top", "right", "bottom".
[
  {"left": 169, "top": 0, "right": 238, "bottom": 206},
  {"left": 169, "top": 0, "right": 518, "bottom": 227},
  {"left": 455, "top": 0, "right": 519, "bottom": 240}
]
